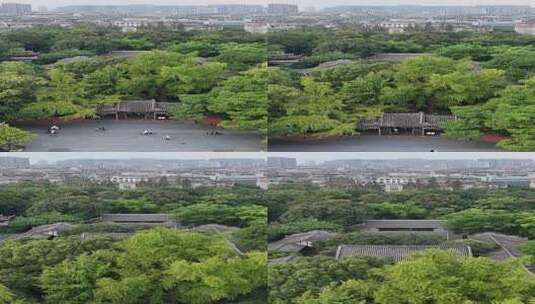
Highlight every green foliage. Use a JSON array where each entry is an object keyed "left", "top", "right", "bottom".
[
  {"left": 0, "top": 61, "right": 43, "bottom": 119},
  {"left": 0, "top": 284, "right": 18, "bottom": 304},
  {"left": 436, "top": 43, "right": 491, "bottom": 61},
  {"left": 95, "top": 228, "right": 266, "bottom": 304},
  {"left": 369, "top": 202, "right": 428, "bottom": 219},
  {"left": 176, "top": 203, "right": 266, "bottom": 227},
  {"left": 5, "top": 212, "right": 79, "bottom": 233},
  {"left": 0, "top": 124, "right": 34, "bottom": 151},
  {"left": 162, "top": 251, "right": 267, "bottom": 304},
  {"left": 0, "top": 26, "right": 267, "bottom": 132},
  {"left": 0, "top": 236, "right": 114, "bottom": 299},
  {"left": 278, "top": 198, "right": 368, "bottom": 227},
  {"left": 40, "top": 251, "right": 115, "bottom": 304},
  {"left": 217, "top": 43, "right": 266, "bottom": 71},
  {"left": 444, "top": 208, "right": 519, "bottom": 235},
  {"left": 107, "top": 198, "right": 158, "bottom": 213},
  {"left": 208, "top": 67, "right": 268, "bottom": 132},
  {"left": 297, "top": 280, "right": 375, "bottom": 304},
  {"left": 520, "top": 241, "right": 535, "bottom": 256},
  {"left": 269, "top": 256, "right": 388, "bottom": 303},
  {"left": 485, "top": 46, "right": 535, "bottom": 80},
  {"left": 267, "top": 28, "right": 535, "bottom": 148},
  {"left": 445, "top": 77, "right": 535, "bottom": 151},
  {"left": 375, "top": 250, "right": 535, "bottom": 304}
]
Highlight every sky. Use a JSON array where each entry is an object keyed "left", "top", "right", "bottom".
[
  {"left": 10, "top": 0, "right": 534, "bottom": 10},
  {"left": 3, "top": 152, "right": 535, "bottom": 163}
]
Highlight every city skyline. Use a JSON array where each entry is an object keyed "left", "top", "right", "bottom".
[
  {"left": 0, "top": 152, "right": 267, "bottom": 163},
  {"left": 4, "top": 152, "right": 535, "bottom": 164},
  {"left": 268, "top": 152, "right": 535, "bottom": 163},
  {"left": 5, "top": 0, "right": 534, "bottom": 10}
]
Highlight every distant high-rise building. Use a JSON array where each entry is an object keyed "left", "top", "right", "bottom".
[
  {"left": 0, "top": 3, "right": 31, "bottom": 15},
  {"left": 267, "top": 3, "right": 298, "bottom": 15},
  {"left": 0, "top": 157, "right": 30, "bottom": 169},
  {"left": 211, "top": 158, "right": 266, "bottom": 169},
  {"left": 209, "top": 4, "right": 265, "bottom": 15},
  {"left": 515, "top": 21, "right": 535, "bottom": 35},
  {"left": 268, "top": 157, "right": 297, "bottom": 168}
]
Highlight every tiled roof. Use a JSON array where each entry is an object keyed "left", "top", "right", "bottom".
[
  {"left": 193, "top": 224, "right": 239, "bottom": 233},
  {"left": 336, "top": 244, "right": 472, "bottom": 261},
  {"left": 370, "top": 53, "right": 433, "bottom": 62},
  {"left": 317, "top": 59, "right": 354, "bottom": 69},
  {"left": 268, "top": 230, "right": 339, "bottom": 252},
  {"left": 101, "top": 213, "right": 171, "bottom": 223},
  {"left": 359, "top": 112, "right": 456, "bottom": 129},
  {"left": 469, "top": 232, "right": 527, "bottom": 260},
  {"left": 10, "top": 222, "right": 77, "bottom": 239}
]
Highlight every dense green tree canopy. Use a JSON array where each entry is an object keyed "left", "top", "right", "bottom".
[{"left": 268, "top": 28, "right": 535, "bottom": 150}]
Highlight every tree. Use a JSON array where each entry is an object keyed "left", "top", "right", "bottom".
[
  {"left": 444, "top": 208, "right": 519, "bottom": 235},
  {"left": 0, "top": 124, "right": 34, "bottom": 151},
  {"left": 375, "top": 250, "right": 535, "bottom": 304},
  {"left": 0, "top": 61, "right": 43, "bottom": 120},
  {"left": 298, "top": 280, "right": 376, "bottom": 304},
  {"left": 0, "top": 236, "right": 113, "bottom": 299},
  {"left": 520, "top": 241, "right": 535, "bottom": 256},
  {"left": 107, "top": 198, "right": 158, "bottom": 214},
  {"left": 485, "top": 46, "right": 535, "bottom": 81},
  {"left": 40, "top": 251, "right": 115, "bottom": 304},
  {"left": 0, "top": 284, "right": 19, "bottom": 304},
  {"left": 269, "top": 77, "right": 354, "bottom": 137},
  {"left": 269, "top": 256, "right": 387, "bottom": 303},
  {"left": 445, "top": 77, "right": 535, "bottom": 151},
  {"left": 176, "top": 203, "right": 265, "bottom": 227},
  {"left": 279, "top": 199, "right": 368, "bottom": 228},
  {"left": 217, "top": 43, "right": 266, "bottom": 71},
  {"left": 94, "top": 228, "right": 265, "bottom": 304},
  {"left": 162, "top": 251, "right": 267, "bottom": 304},
  {"left": 208, "top": 67, "right": 268, "bottom": 132}
]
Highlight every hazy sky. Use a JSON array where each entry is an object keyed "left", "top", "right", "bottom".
[
  {"left": 4, "top": 152, "right": 535, "bottom": 163},
  {"left": 13, "top": 0, "right": 535, "bottom": 10}
]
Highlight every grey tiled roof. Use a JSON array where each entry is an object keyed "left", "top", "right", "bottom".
[
  {"left": 317, "top": 59, "right": 354, "bottom": 69},
  {"left": 469, "top": 232, "right": 527, "bottom": 260},
  {"left": 9, "top": 222, "right": 77, "bottom": 240},
  {"left": 193, "top": 224, "right": 239, "bottom": 233},
  {"left": 359, "top": 112, "right": 456, "bottom": 129},
  {"left": 101, "top": 213, "right": 171, "bottom": 223},
  {"left": 336, "top": 244, "right": 472, "bottom": 261},
  {"left": 370, "top": 53, "right": 433, "bottom": 62},
  {"left": 268, "top": 230, "right": 339, "bottom": 252}
]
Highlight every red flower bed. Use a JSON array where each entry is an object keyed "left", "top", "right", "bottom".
[{"left": 480, "top": 133, "right": 508, "bottom": 143}]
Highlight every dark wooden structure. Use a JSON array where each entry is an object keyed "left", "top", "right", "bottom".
[
  {"left": 358, "top": 112, "right": 456, "bottom": 136},
  {"left": 9, "top": 50, "right": 40, "bottom": 62},
  {"left": 268, "top": 53, "right": 304, "bottom": 66},
  {"left": 97, "top": 100, "right": 177, "bottom": 120},
  {"left": 100, "top": 213, "right": 178, "bottom": 227}
]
